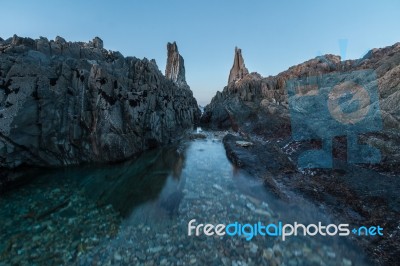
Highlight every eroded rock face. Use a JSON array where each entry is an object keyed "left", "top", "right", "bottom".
[
  {"left": 228, "top": 47, "right": 249, "bottom": 84},
  {"left": 165, "top": 42, "right": 186, "bottom": 87},
  {"left": 0, "top": 35, "right": 200, "bottom": 169},
  {"left": 202, "top": 44, "right": 400, "bottom": 166}
]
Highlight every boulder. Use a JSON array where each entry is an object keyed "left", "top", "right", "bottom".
[{"left": 235, "top": 140, "right": 254, "bottom": 147}]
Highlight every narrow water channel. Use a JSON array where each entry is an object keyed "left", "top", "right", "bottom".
[{"left": 0, "top": 129, "right": 369, "bottom": 265}]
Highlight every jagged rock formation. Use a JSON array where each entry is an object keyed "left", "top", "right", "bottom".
[
  {"left": 202, "top": 44, "right": 400, "bottom": 165},
  {"left": 0, "top": 35, "right": 200, "bottom": 169},
  {"left": 165, "top": 42, "right": 186, "bottom": 87},
  {"left": 228, "top": 47, "right": 249, "bottom": 84}
]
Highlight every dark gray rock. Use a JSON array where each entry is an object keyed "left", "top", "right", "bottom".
[
  {"left": 202, "top": 44, "right": 400, "bottom": 166},
  {"left": 0, "top": 35, "right": 200, "bottom": 169},
  {"left": 215, "top": 45, "right": 400, "bottom": 265},
  {"left": 92, "top": 36, "right": 103, "bottom": 49}
]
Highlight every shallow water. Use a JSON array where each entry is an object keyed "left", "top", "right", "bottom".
[{"left": 0, "top": 129, "right": 370, "bottom": 265}]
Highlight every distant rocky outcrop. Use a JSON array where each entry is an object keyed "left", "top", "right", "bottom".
[
  {"left": 0, "top": 35, "right": 200, "bottom": 169},
  {"left": 228, "top": 47, "right": 249, "bottom": 84},
  {"left": 165, "top": 42, "right": 187, "bottom": 87}
]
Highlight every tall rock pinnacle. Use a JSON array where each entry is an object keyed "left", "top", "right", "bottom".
[
  {"left": 228, "top": 47, "right": 249, "bottom": 84},
  {"left": 165, "top": 42, "right": 187, "bottom": 87}
]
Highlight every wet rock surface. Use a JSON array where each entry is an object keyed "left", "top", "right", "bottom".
[
  {"left": 0, "top": 35, "right": 200, "bottom": 174},
  {"left": 222, "top": 133, "right": 400, "bottom": 265}
]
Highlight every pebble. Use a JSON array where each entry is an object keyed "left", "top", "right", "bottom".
[
  {"left": 147, "top": 246, "right": 163, "bottom": 253},
  {"left": 249, "top": 243, "right": 258, "bottom": 254},
  {"left": 254, "top": 209, "right": 271, "bottom": 217},
  {"left": 342, "top": 258, "right": 352, "bottom": 266},
  {"left": 246, "top": 202, "right": 255, "bottom": 211},
  {"left": 114, "top": 252, "right": 122, "bottom": 261},
  {"left": 293, "top": 250, "right": 302, "bottom": 257},
  {"left": 273, "top": 245, "right": 283, "bottom": 257},
  {"left": 327, "top": 251, "right": 336, "bottom": 259},
  {"left": 176, "top": 251, "right": 184, "bottom": 258},
  {"left": 136, "top": 252, "right": 146, "bottom": 261},
  {"left": 262, "top": 248, "right": 273, "bottom": 260},
  {"left": 213, "top": 184, "right": 223, "bottom": 191}
]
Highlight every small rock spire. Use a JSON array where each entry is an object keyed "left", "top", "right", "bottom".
[
  {"left": 228, "top": 47, "right": 249, "bottom": 84},
  {"left": 165, "top": 42, "right": 186, "bottom": 86},
  {"left": 92, "top": 37, "right": 103, "bottom": 49}
]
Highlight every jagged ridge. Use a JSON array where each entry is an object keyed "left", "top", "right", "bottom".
[{"left": 0, "top": 35, "right": 200, "bottom": 169}]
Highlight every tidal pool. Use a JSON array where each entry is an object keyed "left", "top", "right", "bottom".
[{"left": 0, "top": 129, "right": 370, "bottom": 265}]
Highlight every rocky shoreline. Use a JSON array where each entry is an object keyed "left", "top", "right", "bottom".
[
  {"left": 222, "top": 133, "right": 399, "bottom": 265},
  {"left": 0, "top": 36, "right": 200, "bottom": 170},
  {"left": 202, "top": 44, "right": 400, "bottom": 265},
  {"left": 1, "top": 131, "right": 371, "bottom": 266}
]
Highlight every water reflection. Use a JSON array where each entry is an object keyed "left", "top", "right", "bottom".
[
  {"left": 0, "top": 130, "right": 372, "bottom": 265},
  {"left": 75, "top": 146, "right": 186, "bottom": 218}
]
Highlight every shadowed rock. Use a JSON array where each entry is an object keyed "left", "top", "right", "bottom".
[{"left": 0, "top": 35, "right": 200, "bottom": 171}]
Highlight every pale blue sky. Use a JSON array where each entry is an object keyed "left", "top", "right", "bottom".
[{"left": 2, "top": 0, "right": 400, "bottom": 105}]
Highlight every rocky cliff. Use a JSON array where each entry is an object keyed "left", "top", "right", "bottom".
[
  {"left": 202, "top": 43, "right": 400, "bottom": 167},
  {"left": 0, "top": 35, "right": 200, "bottom": 169}
]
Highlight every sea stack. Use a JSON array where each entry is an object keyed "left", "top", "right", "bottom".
[
  {"left": 228, "top": 47, "right": 249, "bottom": 84},
  {"left": 165, "top": 42, "right": 187, "bottom": 87}
]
